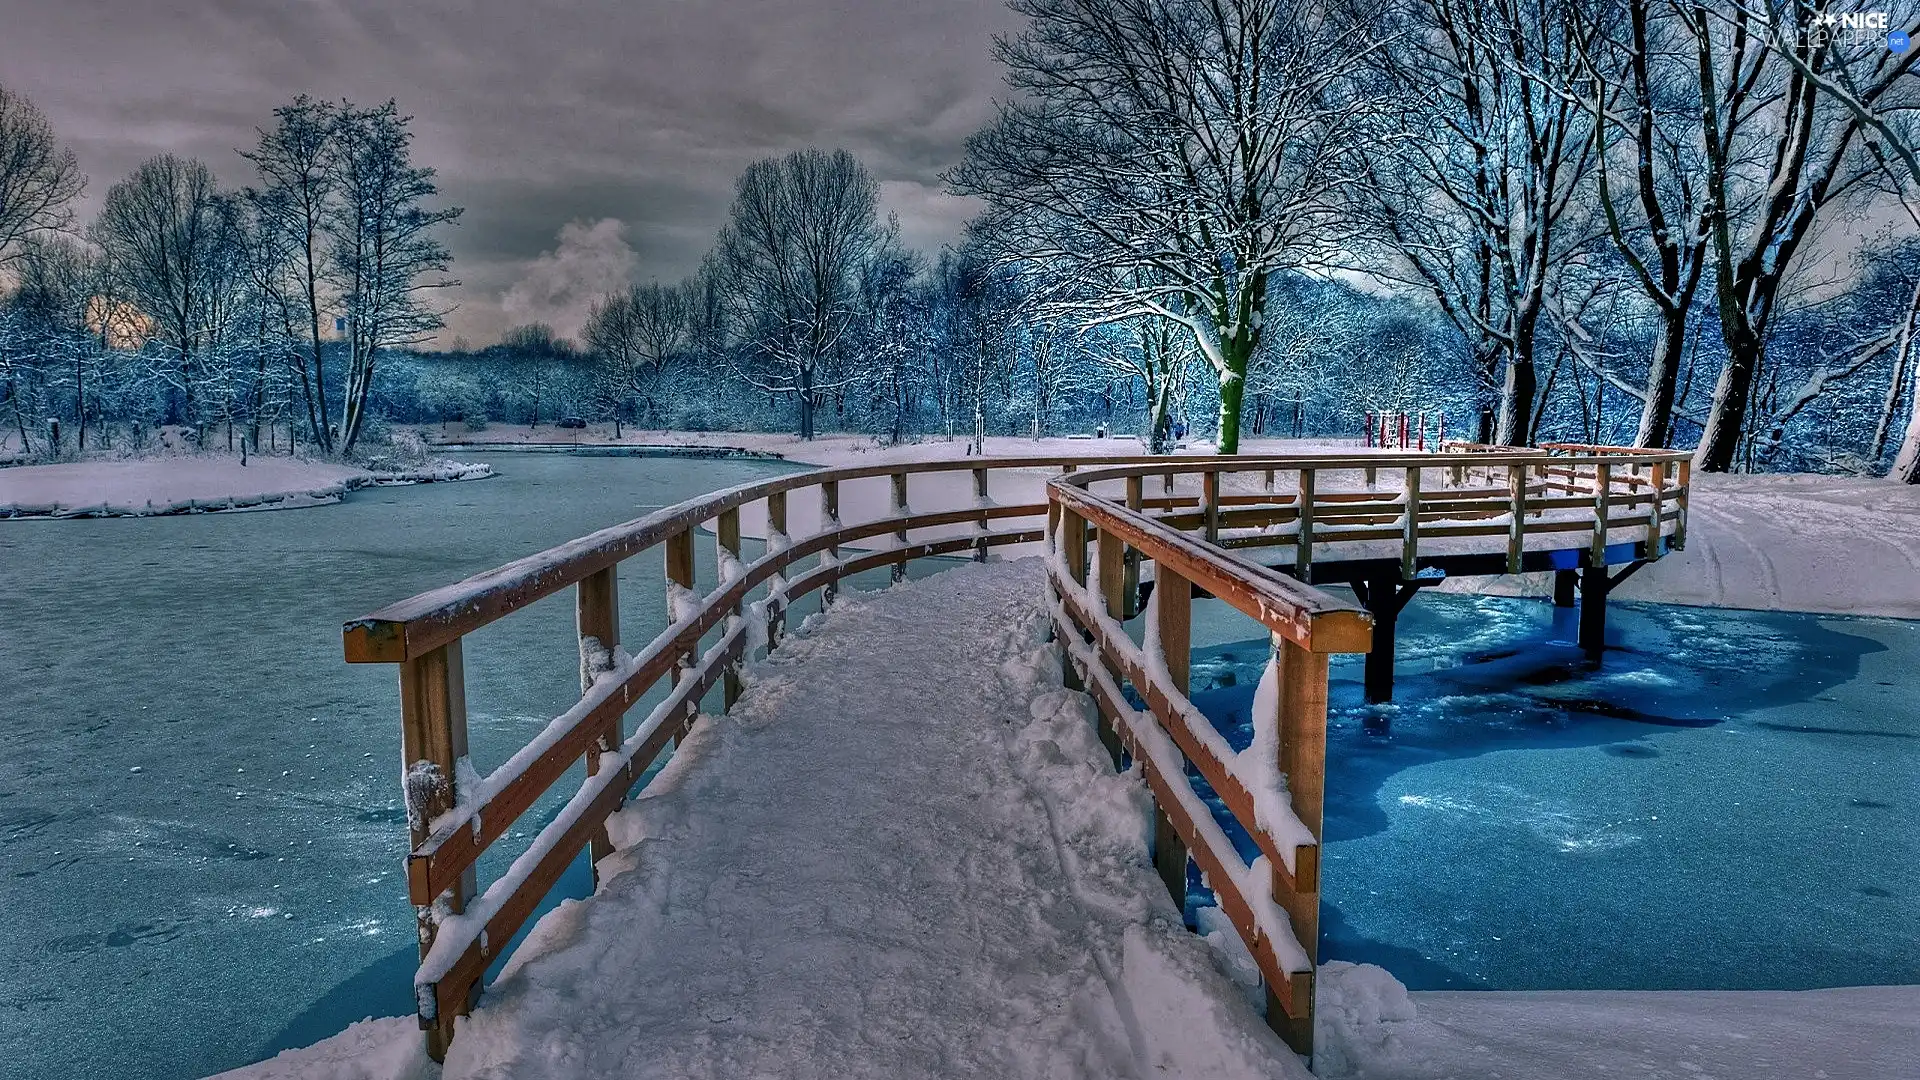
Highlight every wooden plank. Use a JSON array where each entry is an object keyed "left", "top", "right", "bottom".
[
  {"left": 576, "top": 566, "right": 621, "bottom": 868},
  {"left": 1646, "top": 462, "right": 1666, "bottom": 559},
  {"left": 1674, "top": 461, "right": 1690, "bottom": 550},
  {"left": 1202, "top": 470, "right": 1221, "bottom": 543},
  {"left": 1062, "top": 507, "right": 1088, "bottom": 585},
  {"left": 1151, "top": 562, "right": 1193, "bottom": 910},
  {"left": 1098, "top": 524, "right": 1126, "bottom": 621},
  {"left": 665, "top": 527, "right": 696, "bottom": 733}
]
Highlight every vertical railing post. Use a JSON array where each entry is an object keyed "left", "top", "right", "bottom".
[
  {"left": 1592, "top": 462, "right": 1612, "bottom": 564},
  {"left": 821, "top": 479, "right": 841, "bottom": 606},
  {"left": 1058, "top": 507, "right": 1088, "bottom": 693},
  {"left": 1151, "top": 565, "right": 1192, "bottom": 920},
  {"left": 577, "top": 568, "right": 622, "bottom": 871},
  {"left": 890, "top": 471, "right": 909, "bottom": 582},
  {"left": 717, "top": 507, "right": 744, "bottom": 708},
  {"left": 973, "top": 467, "right": 990, "bottom": 562},
  {"left": 1272, "top": 635, "right": 1329, "bottom": 1059},
  {"left": 1294, "top": 468, "right": 1315, "bottom": 579},
  {"left": 665, "top": 527, "right": 697, "bottom": 736},
  {"left": 1402, "top": 466, "right": 1421, "bottom": 581},
  {"left": 399, "top": 639, "right": 474, "bottom": 1059},
  {"left": 1507, "top": 463, "right": 1526, "bottom": 573},
  {"left": 766, "top": 490, "right": 788, "bottom": 648},
  {"left": 1123, "top": 475, "right": 1144, "bottom": 618},
  {"left": 1201, "top": 469, "right": 1220, "bottom": 543},
  {"left": 1646, "top": 461, "right": 1666, "bottom": 559},
  {"left": 1674, "top": 460, "right": 1690, "bottom": 550},
  {"left": 1098, "top": 522, "right": 1125, "bottom": 622}
]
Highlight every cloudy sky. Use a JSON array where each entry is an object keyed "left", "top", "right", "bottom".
[{"left": 0, "top": 0, "right": 1021, "bottom": 346}]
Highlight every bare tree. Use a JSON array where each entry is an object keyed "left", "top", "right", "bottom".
[
  {"left": 1680, "top": 0, "right": 1919, "bottom": 471},
  {"left": 710, "top": 148, "right": 888, "bottom": 440},
  {"left": 0, "top": 84, "right": 84, "bottom": 265},
  {"left": 91, "top": 155, "right": 228, "bottom": 422},
  {"left": 242, "top": 96, "right": 342, "bottom": 452},
  {"left": 1576, "top": 0, "right": 1711, "bottom": 448},
  {"left": 951, "top": 0, "right": 1380, "bottom": 453},
  {"left": 584, "top": 281, "right": 689, "bottom": 426},
  {"left": 327, "top": 101, "right": 461, "bottom": 455},
  {"left": 1363, "top": 0, "right": 1607, "bottom": 446}
]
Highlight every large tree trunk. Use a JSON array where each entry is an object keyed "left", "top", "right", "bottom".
[
  {"left": 1893, "top": 362, "right": 1920, "bottom": 483},
  {"left": 797, "top": 362, "right": 815, "bottom": 440},
  {"left": 1216, "top": 342, "right": 1251, "bottom": 454},
  {"left": 1497, "top": 348, "right": 1537, "bottom": 446},
  {"left": 1694, "top": 319, "right": 1762, "bottom": 472},
  {"left": 1636, "top": 312, "right": 1687, "bottom": 447}
]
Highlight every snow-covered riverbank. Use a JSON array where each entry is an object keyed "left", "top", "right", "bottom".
[{"left": 0, "top": 456, "right": 493, "bottom": 518}]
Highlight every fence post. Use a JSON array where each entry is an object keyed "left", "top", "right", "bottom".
[
  {"left": 1507, "top": 464, "right": 1526, "bottom": 573},
  {"left": 665, "top": 527, "right": 697, "bottom": 736},
  {"left": 766, "top": 490, "right": 788, "bottom": 648},
  {"left": 1152, "top": 565, "right": 1192, "bottom": 919},
  {"left": 973, "top": 467, "right": 990, "bottom": 562},
  {"left": 577, "top": 568, "right": 622, "bottom": 871},
  {"left": 1592, "top": 463, "right": 1612, "bottom": 565},
  {"left": 1123, "top": 475, "right": 1144, "bottom": 618},
  {"left": 1674, "top": 461, "right": 1690, "bottom": 550},
  {"left": 1273, "top": 635, "right": 1329, "bottom": 1058},
  {"left": 1646, "top": 461, "right": 1666, "bottom": 559},
  {"left": 1201, "top": 470, "right": 1220, "bottom": 543},
  {"left": 821, "top": 479, "right": 841, "bottom": 606},
  {"left": 890, "top": 472, "right": 909, "bottom": 582},
  {"left": 1402, "top": 466, "right": 1421, "bottom": 580},
  {"left": 399, "top": 639, "right": 474, "bottom": 1060},
  {"left": 717, "top": 507, "right": 744, "bottom": 708},
  {"left": 1295, "top": 468, "right": 1316, "bottom": 579}
]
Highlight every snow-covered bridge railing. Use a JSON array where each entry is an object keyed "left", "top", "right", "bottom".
[
  {"left": 341, "top": 444, "right": 1691, "bottom": 1061},
  {"left": 1048, "top": 462, "right": 1373, "bottom": 1057},
  {"left": 341, "top": 454, "right": 1188, "bottom": 1058}
]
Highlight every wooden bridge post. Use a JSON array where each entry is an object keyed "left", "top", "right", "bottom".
[
  {"left": 1579, "top": 566, "right": 1607, "bottom": 658},
  {"left": 665, "top": 528, "right": 697, "bottom": 736},
  {"left": 1647, "top": 462, "right": 1667, "bottom": 558},
  {"left": 1401, "top": 466, "right": 1421, "bottom": 581},
  {"left": 1059, "top": 508, "right": 1089, "bottom": 693},
  {"left": 1554, "top": 570, "right": 1578, "bottom": 608},
  {"left": 717, "top": 507, "right": 744, "bottom": 708},
  {"left": 1201, "top": 470, "right": 1221, "bottom": 544},
  {"left": 1123, "top": 475, "right": 1144, "bottom": 618},
  {"left": 1273, "top": 636, "right": 1329, "bottom": 1058},
  {"left": 1152, "top": 565, "right": 1192, "bottom": 922},
  {"left": 1674, "top": 461, "right": 1690, "bottom": 549},
  {"left": 973, "top": 467, "right": 990, "bottom": 562},
  {"left": 890, "top": 472, "right": 909, "bottom": 582},
  {"left": 398, "top": 639, "right": 475, "bottom": 1059},
  {"left": 1352, "top": 575, "right": 1418, "bottom": 704},
  {"left": 577, "top": 568, "right": 622, "bottom": 871},
  {"left": 1507, "top": 465, "right": 1526, "bottom": 573},
  {"left": 821, "top": 479, "right": 841, "bottom": 606},
  {"left": 1294, "top": 468, "right": 1316, "bottom": 579},
  {"left": 766, "top": 491, "right": 788, "bottom": 648}
]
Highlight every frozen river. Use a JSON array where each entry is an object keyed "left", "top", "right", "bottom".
[
  {"left": 1186, "top": 591, "right": 1920, "bottom": 994},
  {"left": 0, "top": 452, "right": 798, "bottom": 1080},
  {"left": 3, "top": 451, "right": 1915, "bottom": 1079}
]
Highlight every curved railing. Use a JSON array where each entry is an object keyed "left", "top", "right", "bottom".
[{"left": 344, "top": 445, "right": 1690, "bottom": 1060}]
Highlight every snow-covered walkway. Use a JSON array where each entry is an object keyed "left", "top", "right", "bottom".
[{"left": 434, "top": 558, "right": 1297, "bottom": 1080}]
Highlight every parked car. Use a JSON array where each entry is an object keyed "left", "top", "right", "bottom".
[{"left": 556, "top": 416, "right": 588, "bottom": 429}]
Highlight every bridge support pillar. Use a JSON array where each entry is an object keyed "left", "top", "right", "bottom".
[
  {"left": 1554, "top": 569, "right": 1578, "bottom": 608},
  {"left": 1576, "top": 560, "right": 1647, "bottom": 659},
  {"left": 1351, "top": 575, "right": 1426, "bottom": 704}
]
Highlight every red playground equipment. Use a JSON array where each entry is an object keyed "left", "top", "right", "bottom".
[{"left": 1363, "top": 410, "right": 1443, "bottom": 450}]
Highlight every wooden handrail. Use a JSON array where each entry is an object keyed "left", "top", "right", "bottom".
[{"left": 346, "top": 445, "right": 1693, "bottom": 1062}]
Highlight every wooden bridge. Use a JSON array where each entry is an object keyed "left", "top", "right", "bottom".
[{"left": 342, "top": 443, "right": 1690, "bottom": 1066}]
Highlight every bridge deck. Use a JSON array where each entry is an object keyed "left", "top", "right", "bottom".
[{"left": 434, "top": 559, "right": 1301, "bottom": 1080}]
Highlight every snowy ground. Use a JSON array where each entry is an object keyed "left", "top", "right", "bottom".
[{"left": 0, "top": 456, "right": 492, "bottom": 518}]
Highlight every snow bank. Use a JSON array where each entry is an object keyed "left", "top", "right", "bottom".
[
  {"left": 0, "top": 456, "right": 491, "bottom": 518},
  {"left": 205, "top": 1018, "right": 433, "bottom": 1080}
]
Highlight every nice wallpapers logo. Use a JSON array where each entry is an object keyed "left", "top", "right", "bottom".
[{"left": 1762, "top": 8, "right": 1911, "bottom": 51}]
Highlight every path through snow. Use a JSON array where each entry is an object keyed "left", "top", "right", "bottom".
[{"left": 441, "top": 558, "right": 1299, "bottom": 1080}]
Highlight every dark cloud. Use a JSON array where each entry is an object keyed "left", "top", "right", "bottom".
[{"left": 0, "top": 0, "right": 1019, "bottom": 343}]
